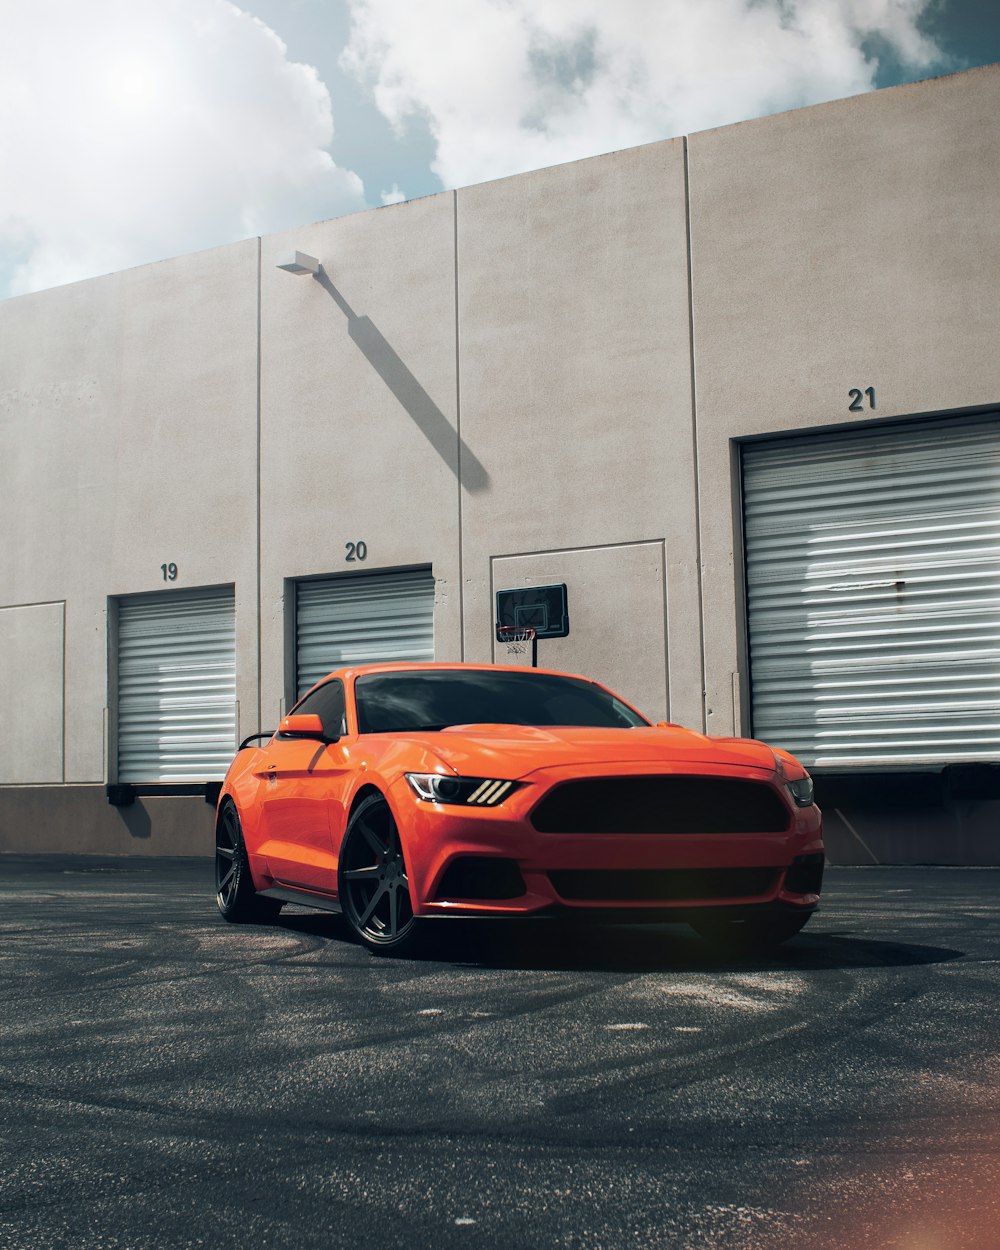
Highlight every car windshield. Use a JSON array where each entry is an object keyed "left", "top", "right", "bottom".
[{"left": 354, "top": 669, "right": 649, "bottom": 734}]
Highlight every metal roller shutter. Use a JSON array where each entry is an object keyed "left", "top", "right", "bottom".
[
  {"left": 742, "top": 414, "right": 1000, "bottom": 767},
  {"left": 295, "top": 568, "right": 435, "bottom": 699},
  {"left": 117, "top": 586, "right": 237, "bottom": 782}
]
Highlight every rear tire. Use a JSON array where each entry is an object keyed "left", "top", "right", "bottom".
[
  {"left": 692, "top": 910, "right": 812, "bottom": 953},
  {"left": 215, "top": 801, "right": 283, "bottom": 923},
  {"left": 339, "top": 794, "right": 421, "bottom": 955}
]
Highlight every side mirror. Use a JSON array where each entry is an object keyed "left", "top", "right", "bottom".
[
  {"left": 278, "top": 713, "right": 330, "bottom": 741},
  {"left": 655, "top": 721, "right": 676, "bottom": 729}
]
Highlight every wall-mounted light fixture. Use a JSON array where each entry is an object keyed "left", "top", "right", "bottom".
[{"left": 276, "top": 250, "right": 321, "bottom": 276}]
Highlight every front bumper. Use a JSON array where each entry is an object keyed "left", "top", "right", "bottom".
[{"left": 392, "top": 763, "right": 824, "bottom": 918}]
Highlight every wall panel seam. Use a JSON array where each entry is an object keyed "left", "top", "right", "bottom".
[
  {"left": 454, "top": 189, "right": 465, "bottom": 661},
  {"left": 61, "top": 599, "right": 66, "bottom": 784},
  {"left": 683, "top": 135, "right": 708, "bottom": 732},
  {"left": 255, "top": 235, "right": 263, "bottom": 734},
  {"left": 0, "top": 599, "right": 67, "bottom": 610},
  {"left": 659, "top": 538, "right": 669, "bottom": 720},
  {"left": 490, "top": 539, "right": 666, "bottom": 562}
]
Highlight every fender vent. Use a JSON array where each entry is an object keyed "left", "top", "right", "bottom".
[{"left": 434, "top": 857, "right": 527, "bottom": 901}]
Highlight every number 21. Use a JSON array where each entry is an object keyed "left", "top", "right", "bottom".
[{"left": 848, "top": 387, "right": 876, "bottom": 411}]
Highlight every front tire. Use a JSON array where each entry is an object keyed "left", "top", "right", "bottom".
[
  {"left": 215, "top": 801, "right": 283, "bottom": 923},
  {"left": 339, "top": 794, "right": 420, "bottom": 955}
]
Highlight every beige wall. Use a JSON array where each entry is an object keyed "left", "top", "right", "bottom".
[
  {"left": 688, "top": 64, "right": 1000, "bottom": 735},
  {"left": 1, "top": 65, "right": 998, "bottom": 858},
  {"left": 0, "top": 603, "right": 64, "bottom": 782},
  {"left": 0, "top": 787, "right": 214, "bottom": 856},
  {"left": 456, "top": 139, "right": 703, "bottom": 727},
  {"left": 0, "top": 242, "right": 260, "bottom": 782},
  {"left": 258, "top": 193, "right": 462, "bottom": 725},
  {"left": 492, "top": 543, "right": 668, "bottom": 720}
]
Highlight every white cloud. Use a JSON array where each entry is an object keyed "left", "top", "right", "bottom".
[
  {"left": 342, "top": 0, "right": 944, "bottom": 190},
  {"left": 0, "top": 0, "right": 366, "bottom": 296},
  {"left": 380, "top": 183, "right": 407, "bottom": 204}
]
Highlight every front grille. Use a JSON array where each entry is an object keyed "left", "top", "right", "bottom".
[
  {"left": 531, "top": 776, "right": 790, "bottom": 834},
  {"left": 549, "top": 867, "right": 781, "bottom": 902}
]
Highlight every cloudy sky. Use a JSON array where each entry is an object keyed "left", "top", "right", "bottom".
[{"left": 1, "top": 0, "right": 997, "bottom": 301}]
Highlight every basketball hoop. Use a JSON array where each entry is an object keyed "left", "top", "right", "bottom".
[
  {"left": 493, "top": 585, "right": 568, "bottom": 668},
  {"left": 495, "top": 624, "right": 538, "bottom": 667}
]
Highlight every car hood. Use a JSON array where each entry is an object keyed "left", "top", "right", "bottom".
[{"left": 408, "top": 724, "right": 777, "bottom": 780}]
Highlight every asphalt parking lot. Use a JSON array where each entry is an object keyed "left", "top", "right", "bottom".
[{"left": 0, "top": 858, "right": 998, "bottom": 1250}]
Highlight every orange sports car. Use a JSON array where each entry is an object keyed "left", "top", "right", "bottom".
[{"left": 214, "top": 663, "right": 823, "bottom": 954}]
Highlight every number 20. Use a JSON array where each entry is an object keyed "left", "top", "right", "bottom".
[{"left": 345, "top": 541, "right": 367, "bottom": 563}]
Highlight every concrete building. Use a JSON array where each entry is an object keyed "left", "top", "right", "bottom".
[{"left": 1, "top": 65, "right": 998, "bottom": 863}]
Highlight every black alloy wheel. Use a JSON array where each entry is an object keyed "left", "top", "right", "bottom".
[
  {"left": 215, "top": 801, "right": 282, "bottom": 923},
  {"left": 339, "top": 794, "right": 419, "bottom": 954}
]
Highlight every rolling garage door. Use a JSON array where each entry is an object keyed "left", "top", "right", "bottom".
[
  {"left": 116, "top": 586, "right": 237, "bottom": 782},
  {"left": 742, "top": 414, "right": 1000, "bottom": 767},
  {"left": 295, "top": 568, "right": 435, "bottom": 699}
]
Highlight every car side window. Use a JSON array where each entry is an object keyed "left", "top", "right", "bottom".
[{"left": 291, "top": 680, "right": 346, "bottom": 739}]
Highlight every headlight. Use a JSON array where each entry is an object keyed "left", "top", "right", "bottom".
[
  {"left": 785, "top": 776, "right": 815, "bottom": 808},
  {"left": 405, "top": 773, "right": 520, "bottom": 806}
]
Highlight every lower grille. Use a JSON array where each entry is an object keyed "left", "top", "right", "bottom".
[
  {"left": 549, "top": 867, "right": 781, "bottom": 902},
  {"left": 434, "top": 856, "right": 526, "bottom": 901},
  {"left": 531, "top": 776, "right": 789, "bottom": 834},
  {"left": 783, "top": 853, "right": 825, "bottom": 895}
]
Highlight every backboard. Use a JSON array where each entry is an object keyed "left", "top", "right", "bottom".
[
  {"left": 494, "top": 583, "right": 569, "bottom": 640},
  {"left": 495, "top": 582, "right": 570, "bottom": 665}
]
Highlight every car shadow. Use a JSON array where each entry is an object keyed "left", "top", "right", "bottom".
[
  {"left": 273, "top": 911, "right": 964, "bottom": 974},
  {"left": 425, "top": 920, "right": 965, "bottom": 973}
]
